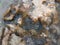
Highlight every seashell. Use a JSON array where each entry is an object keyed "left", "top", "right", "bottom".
[
  {"left": 40, "top": 32, "right": 47, "bottom": 37},
  {"left": 17, "top": 18, "right": 23, "bottom": 25}
]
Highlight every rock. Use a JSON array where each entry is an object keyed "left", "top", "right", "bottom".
[
  {"left": 1, "top": 0, "right": 60, "bottom": 45},
  {"left": 3, "top": 14, "right": 14, "bottom": 21},
  {"left": 2, "top": 31, "right": 11, "bottom": 45},
  {"left": 9, "top": 34, "right": 26, "bottom": 45}
]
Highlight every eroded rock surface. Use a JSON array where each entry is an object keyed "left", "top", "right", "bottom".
[{"left": 0, "top": 0, "right": 60, "bottom": 45}]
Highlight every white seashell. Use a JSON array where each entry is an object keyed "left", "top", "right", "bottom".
[
  {"left": 40, "top": 32, "right": 47, "bottom": 37},
  {"left": 17, "top": 18, "right": 22, "bottom": 25}
]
